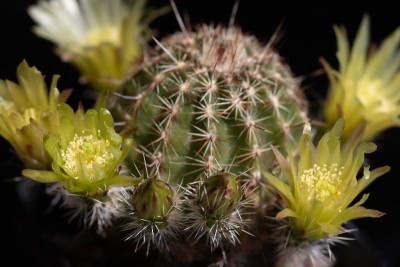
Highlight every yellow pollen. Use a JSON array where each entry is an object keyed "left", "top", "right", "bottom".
[
  {"left": 300, "top": 163, "right": 344, "bottom": 201},
  {"left": 61, "top": 134, "right": 114, "bottom": 181}
]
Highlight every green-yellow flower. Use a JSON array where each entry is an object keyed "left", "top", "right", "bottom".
[
  {"left": 263, "top": 118, "right": 389, "bottom": 241},
  {"left": 23, "top": 104, "right": 139, "bottom": 196},
  {"left": 0, "top": 60, "right": 70, "bottom": 169},
  {"left": 323, "top": 15, "right": 400, "bottom": 141},
  {"left": 28, "top": 0, "right": 168, "bottom": 91}
]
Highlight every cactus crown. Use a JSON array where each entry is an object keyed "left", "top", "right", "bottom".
[{"left": 111, "top": 24, "right": 308, "bottom": 186}]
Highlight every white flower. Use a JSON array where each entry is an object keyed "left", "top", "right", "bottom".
[
  {"left": 29, "top": 0, "right": 142, "bottom": 54},
  {"left": 28, "top": 0, "right": 167, "bottom": 90}
]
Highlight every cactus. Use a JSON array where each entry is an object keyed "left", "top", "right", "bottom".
[
  {"left": 106, "top": 23, "right": 310, "bottom": 262},
  {"left": 3, "top": 1, "right": 395, "bottom": 266},
  {"left": 109, "top": 24, "right": 308, "bottom": 186}
]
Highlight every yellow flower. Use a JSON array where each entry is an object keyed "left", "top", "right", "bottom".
[
  {"left": 28, "top": 0, "right": 168, "bottom": 91},
  {"left": 323, "top": 15, "right": 400, "bottom": 141},
  {"left": 22, "top": 104, "right": 139, "bottom": 196},
  {"left": 0, "top": 60, "right": 70, "bottom": 169},
  {"left": 263, "top": 118, "right": 389, "bottom": 241}
]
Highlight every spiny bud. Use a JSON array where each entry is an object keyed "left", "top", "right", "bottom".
[
  {"left": 122, "top": 174, "right": 182, "bottom": 254},
  {"left": 199, "top": 173, "right": 240, "bottom": 221},
  {"left": 184, "top": 172, "right": 250, "bottom": 250},
  {"left": 132, "top": 177, "right": 174, "bottom": 222}
]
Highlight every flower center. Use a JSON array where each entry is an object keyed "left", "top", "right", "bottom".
[
  {"left": 61, "top": 133, "right": 114, "bottom": 181},
  {"left": 300, "top": 163, "right": 343, "bottom": 201},
  {"left": 84, "top": 26, "right": 119, "bottom": 47},
  {"left": 356, "top": 78, "right": 390, "bottom": 109}
]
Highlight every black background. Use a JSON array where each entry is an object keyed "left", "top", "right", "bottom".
[{"left": 0, "top": 0, "right": 399, "bottom": 266}]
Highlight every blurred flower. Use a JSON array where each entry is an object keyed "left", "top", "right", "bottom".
[
  {"left": 28, "top": 0, "right": 168, "bottom": 91},
  {"left": 323, "top": 15, "right": 400, "bottom": 141},
  {"left": 0, "top": 60, "right": 70, "bottom": 169},
  {"left": 263, "top": 118, "right": 389, "bottom": 241},
  {"left": 23, "top": 104, "right": 139, "bottom": 196}
]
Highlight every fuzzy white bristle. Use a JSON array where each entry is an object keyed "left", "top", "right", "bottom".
[{"left": 46, "top": 182, "right": 126, "bottom": 235}]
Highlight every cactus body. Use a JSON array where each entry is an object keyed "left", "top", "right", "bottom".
[
  {"left": 107, "top": 24, "right": 310, "bottom": 259},
  {"left": 110, "top": 24, "right": 308, "bottom": 186}
]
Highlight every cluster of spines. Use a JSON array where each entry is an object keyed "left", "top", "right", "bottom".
[
  {"left": 182, "top": 172, "right": 254, "bottom": 251},
  {"left": 109, "top": 159, "right": 181, "bottom": 254},
  {"left": 115, "top": 158, "right": 253, "bottom": 257}
]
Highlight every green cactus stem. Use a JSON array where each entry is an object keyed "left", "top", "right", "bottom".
[{"left": 109, "top": 24, "right": 308, "bottom": 188}]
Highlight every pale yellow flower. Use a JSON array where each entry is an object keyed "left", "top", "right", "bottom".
[
  {"left": 22, "top": 104, "right": 139, "bottom": 195},
  {"left": 0, "top": 60, "right": 70, "bottom": 169},
  {"left": 29, "top": 0, "right": 167, "bottom": 91},
  {"left": 323, "top": 15, "right": 400, "bottom": 141},
  {"left": 263, "top": 118, "right": 389, "bottom": 241}
]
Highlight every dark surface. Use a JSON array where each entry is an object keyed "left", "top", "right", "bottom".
[{"left": 0, "top": 0, "right": 399, "bottom": 266}]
